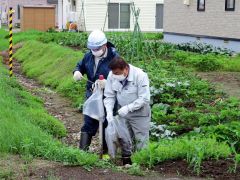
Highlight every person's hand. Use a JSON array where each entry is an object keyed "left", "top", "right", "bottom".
[
  {"left": 73, "top": 71, "right": 83, "bottom": 81},
  {"left": 118, "top": 106, "right": 129, "bottom": 117},
  {"left": 95, "top": 79, "right": 106, "bottom": 89},
  {"left": 106, "top": 111, "right": 114, "bottom": 123}
]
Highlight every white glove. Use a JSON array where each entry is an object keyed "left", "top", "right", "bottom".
[
  {"left": 118, "top": 105, "right": 129, "bottom": 117},
  {"left": 106, "top": 111, "right": 114, "bottom": 123},
  {"left": 93, "top": 79, "right": 106, "bottom": 91},
  {"left": 73, "top": 71, "right": 83, "bottom": 81}
]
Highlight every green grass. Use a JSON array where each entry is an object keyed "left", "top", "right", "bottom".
[
  {"left": 221, "top": 54, "right": 240, "bottom": 72},
  {"left": 13, "top": 30, "right": 44, "bottom": 44},
  {"left": 0, "top": 29, "right": 8, "bottom": 51},
  {"left": 106, "top": 31, "right": 163, "bottom": 40},
  {"left": 171, "top": 50, "right": 240, "bottom": 72},
  {"left": 0, "top": 60, "right": 99, "bottom": 167},
  {"left": 0, "top": 29, "right": 44, "bottom": 51},
  {"left": 14, "top": 40, "right": 86, "bottom": 107},
  {"left": 0, "top": 62, "right": 66, "bottom": 137},
  {"left": 132, "top": 136, "right": 231, "bottom": 174}
]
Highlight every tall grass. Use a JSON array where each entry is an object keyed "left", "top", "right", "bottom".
[
  {"left": 14, "top": 40, "right": 86, "bottom": 107},
  {"left": 132, "top": 136, "right": 231, "bottom": 174},
  {"left": 221, "top": 54, "right": 240, "bottom": 72},
  {"left": 171, "top": 50, "right": 240, "bottom": 72},
  {"left": 0, "top": 61, "right": 98, "bottom": 167}
]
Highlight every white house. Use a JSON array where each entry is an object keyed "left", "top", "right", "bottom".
[
  {"left": 58, "top": 0, "right": 164, "bottom": 32},
  {"left": 58, "top": 0, "right": 78, "bottom": 29}
]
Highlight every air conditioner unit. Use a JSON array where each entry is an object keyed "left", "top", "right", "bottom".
[{"left": 183, "top": 0, "right": 190, "bottom": 6}]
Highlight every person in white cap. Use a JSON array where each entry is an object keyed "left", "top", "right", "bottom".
[{"left": 73, "top": 30, "right": 118, "bottom": 154}]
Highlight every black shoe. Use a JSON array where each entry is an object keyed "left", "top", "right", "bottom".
[
  {"left": 79, "top": 132, "right": 92, "bottom": 151},
  {"left": 122, "top": 156, "right": 132, "bottom": 166}
]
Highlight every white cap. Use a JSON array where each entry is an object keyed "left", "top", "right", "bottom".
[{"left": 87, "top": 30, "right": 107, "bottom": 49}]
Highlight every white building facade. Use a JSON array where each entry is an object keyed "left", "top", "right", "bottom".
[{"left": 58, "top": 0, "right": 164, "bottom": 32}]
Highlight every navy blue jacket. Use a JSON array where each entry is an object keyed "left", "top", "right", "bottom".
[{"left": 74, "top": 42, "right": 118, "bottom": 98}]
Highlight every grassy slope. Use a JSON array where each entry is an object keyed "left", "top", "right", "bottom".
[
  {"left": 0, "top": 59, "right": 98, "bottom": 167},
  {"left": 14, "top": 40, "right": 86, "bottom": 107}
]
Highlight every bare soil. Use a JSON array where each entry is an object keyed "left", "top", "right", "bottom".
[
  {"left": 197, "top": 72, "right": 240, "bottom": 99},
  {"left": 154, "top": 159, "right": 240, "bottom": 180}
]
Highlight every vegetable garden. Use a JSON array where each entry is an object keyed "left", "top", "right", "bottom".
[{"left": 0, "top": 29, "right": 240, "bottom": 179}]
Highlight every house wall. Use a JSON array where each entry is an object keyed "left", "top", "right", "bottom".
[
  {"left": 8, "top": 0, "right": 50, "bottom": 25},
  {"left": 58, "top": 0, "right": 78, "bottom": 29},
  {"left": 0, "top": 0, "right": 9, "bottom": 24},
  {"left": 76, "top": 0, "right": 164, "bottom": 32},
  {"left": 164, "top": 33, "right": 240, "bottom": 52},
  {"left": 164, "top": 0, "right": 240, "bottom": 39}
]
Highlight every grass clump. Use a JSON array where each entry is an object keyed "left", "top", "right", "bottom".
[{"left": 132, "top": 136, "right": 231, "bottom": 174}]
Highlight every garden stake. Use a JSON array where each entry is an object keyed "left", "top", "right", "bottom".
[{"left": 8, "top": 7, "right": 13, "bottom": 77}]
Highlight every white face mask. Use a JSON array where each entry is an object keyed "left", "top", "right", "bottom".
[
  {"left": 91, "top": 49, "right": 104, "bottom": 57},
  {"left": 112, "top": 74, "right": 126, "bottom": 81}
]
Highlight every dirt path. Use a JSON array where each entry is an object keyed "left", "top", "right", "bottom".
[{"left": 197, "top": 72, "right": 240, "bottom": 99}]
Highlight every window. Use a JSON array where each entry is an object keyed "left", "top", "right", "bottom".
[
  {"left": 225, "top": 0, "right": 235, "bottom": 11},
  {"left": 197, "top": 0, "right": 205, "bottom": 11},
  {"left": 108, "top": 3, "right": 130, "bottom": 29},
  {"left": 155, "top": 4, "right": 164, "bottom": 29},
  {"left": 71, "top": 0, "right": 76, "bottom": 12},
  {"left": 17, "top": 5, "right": 20, "bottom": 19}
]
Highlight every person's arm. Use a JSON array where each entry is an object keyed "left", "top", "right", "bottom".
[
  {"left": 73, "top": 55, "right": 87, "bottom": 81},
  {"left": 74, "top": 56, "right": 86, "bottom": 75},
  {"left": 104, "top": 74, "right": 116, "bottom": 121},
  {"left": 127, "top": 73, "right": 150, "bottom": 112}
]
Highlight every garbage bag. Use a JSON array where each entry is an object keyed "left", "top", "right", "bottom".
[
  {"left": 83, "top": 85, "right": 105, "bottom": 123},
  {"left": 105, "top": 116, "right": 132, "bottom": 158}
]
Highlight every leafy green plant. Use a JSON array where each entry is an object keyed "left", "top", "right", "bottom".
[
  {"left": 234, "top": 154, "right": 240, "bottom": 173},
  {"left": 126, "top": 163, "right": 145, "bottom": 176},
  {"left": 176, "top": 42, "right": 233, "bottom": 56},
  {"left": 171, "top": 50, "right": 224, "bottom": 71},
  {"left": 202, "top": 121, "right": 240, "bottom": 152}
]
